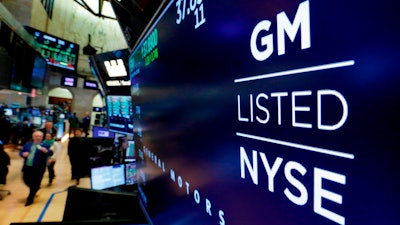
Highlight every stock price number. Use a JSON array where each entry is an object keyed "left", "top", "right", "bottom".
[{"left": 176, "top": 0, "right": 206, "bottom": 29}]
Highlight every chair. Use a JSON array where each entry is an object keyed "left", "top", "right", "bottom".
[{"left": 0, "top": 142, "right": 11, "bottom": 200}]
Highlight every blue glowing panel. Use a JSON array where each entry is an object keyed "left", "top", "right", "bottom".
[{"left": 130, "top": 1, "right": 400, "bottom": 225}]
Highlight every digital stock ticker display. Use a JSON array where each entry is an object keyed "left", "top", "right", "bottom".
[{"left": 128, "top": 1, "right": 400, "bottom": 225}]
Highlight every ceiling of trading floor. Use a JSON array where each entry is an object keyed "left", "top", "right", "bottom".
[
  {"left": 73, "top": 0, "right": 118, "bottom": 20},
  {"left": 1, "top": 0, "right": 163, "bottom": 77},
  {"left": 74, "top": 0, "right": 164, "bottom": 51},
  {"left": 61, "top": 0, "right": 164, "bottom": 77}
]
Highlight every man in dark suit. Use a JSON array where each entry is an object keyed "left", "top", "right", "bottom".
[
  {"left": 81, "top": 112, "right": 91, "bottom": 137},
  {"left": 19, "top": 131, "right": 53, "bottom": 206},
  {"left": 0, "top": 140, "right": 10, "bottom": 185},
  {"left": 39, "top": 121, "right": 57, "bottom": 138}
]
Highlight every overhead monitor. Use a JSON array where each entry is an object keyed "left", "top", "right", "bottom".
[
  {"left": 24, "top": 26, "right": 79, "bottom": 72},
  {"left": 30, "top": 55, "right": 47, "bottom": 91},
  {"left": 61, "top": 76, "right": 77, "bottom": 87},
  {"left": 89, "top": 49, "right": 130, "bottom": 95},
  {"left": 83, "top": 79, "right": 98, "bottom": 90},
  {"left": 9, "top": 36, "right": 38, "bottom": 93},
  {"left": 0, "top": 48, "right": 12, "bottom": 89}
]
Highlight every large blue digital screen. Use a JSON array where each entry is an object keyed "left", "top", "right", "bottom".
[{"left": 129, "top": 1, "right": 400, "bottom": 225}]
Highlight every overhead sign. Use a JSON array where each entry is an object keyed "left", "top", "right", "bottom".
[
  {"left": 104, "top": 59, "right": 128, "bottom": 77},
  {"left": 89, "top": 49, "right": 130, "bottom": 95},
  {"left": 61, "top": 76, "right": 77, "bottom": 87},
  {"left": 83, "top": 79, "right": 98, "bottom": 90},
  {"left": 106, "top": 80, "right": 131, "bottom": 87}
]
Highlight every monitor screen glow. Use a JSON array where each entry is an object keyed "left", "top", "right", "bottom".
[
  {"left": 125, "top": 140, "right": 135, "bottom": 160},
  {"left": 84, "top": 80, "right": 98, "bottom": 90},
  {"left": 89, "top": 49, "right": 130, "bottom": 95},
  {"left": 90, "top": 164, "right": 125, "bottom": 190},
  {"left": 3, "top": 108, "right": 13, "bottom": 116},
  {"left": 25, "top": 26, "right": 79, "bottom": 72},
  {"left": 32, "top": 116, "right": 42, "bottom": 126},
  {"left": 61, "top": 76, "right": 77, "bottom": 87},
  {"left": 92, "top": 126, "right": 115, "bottom": 138},
  {"left": 106, "top": 95, "right": 134, "bottom": 135},
  {"left": 125, "top": 162, "right": 137, "bottom": 185}
]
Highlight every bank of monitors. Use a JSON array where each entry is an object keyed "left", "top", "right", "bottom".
[{"left": 61, "top": 76, "right": 77, "bottom": 87}]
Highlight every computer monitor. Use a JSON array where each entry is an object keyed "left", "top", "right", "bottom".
[
  {"left": 3, "top": 108, "right": 13, "bottom": 116},
  {"left": 30, "top": 108, "right": 41, "bottom": 116},
  {"left": 92, "top": 126, "right": 115, "bottom": 138},
  {"left": 125, "top": 140, "right": 135, "bottom": 162},
  {"left": 125, "top": 162, "right": 137, "bottom": 185},
  {"left": 90, "top": 164, "right": 125, "bottom": 190},
  {"left": 31, "top": 116, "right": 42, "bottom": 126},
  {"left": 63, "top": 186, "right": 147, "bottom": 223}
]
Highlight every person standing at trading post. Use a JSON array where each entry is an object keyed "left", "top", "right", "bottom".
[
  {"left": 68, "top": 112, "right": 80, "bottom": 136},
  {"left": 19, "top": 131, "right": 53, "bottom": 206},
  {"left": 68, "top": 128, "right": 88, "bottom": 185},
  {"left": 39, "top": 121, "right": 57, "bottom": 138},
  {"left": 81, "top": 112, "right": 91, "bottom": 137}
]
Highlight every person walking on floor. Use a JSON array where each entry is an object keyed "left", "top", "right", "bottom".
[
  {"left": 81, "top": 112, "right": 91, "bottom": 137},
  {"left": 43, "top": 133, "right": 61, "bottom": 186},
  {"left": 68, "top": 129, "right": 88, "bottom": 185},
  {"left": 68, "top": 112, "right": 80, "bottom": 136},
  {"left": 19, "top": 131, "right": 53, "bottom": 206}
]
